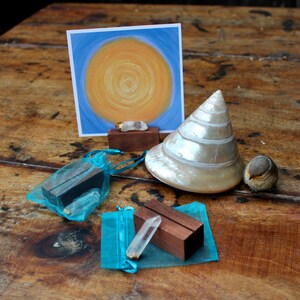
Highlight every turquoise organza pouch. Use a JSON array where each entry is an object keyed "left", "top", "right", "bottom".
[
  {"left": 26, "top": 149, "right": 146, "bottom": 222},
  {"left": 100, "top": 202, "right": 219, "bottom": 273}
]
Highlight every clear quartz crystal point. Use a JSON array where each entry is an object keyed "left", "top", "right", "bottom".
[{"left": 126, "top": 215, "right": 161, "bottom": 259}]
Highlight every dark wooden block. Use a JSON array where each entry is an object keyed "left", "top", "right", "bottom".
[
  {"left": 107, "top": 127, "right": 159, "bottom": 152},
  {"left": 134, "top": 199, "right": 204, "bottom": 260},
  {"left": 42, "top": 161, "right": 91, "bottom": 199},
  {"left": 42, "top": 162, "right": 103, "bottom": 207}
]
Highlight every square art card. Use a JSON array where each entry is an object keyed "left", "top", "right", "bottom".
[{"left": 67, "top": 24, "right": 184, "bottom": 136}]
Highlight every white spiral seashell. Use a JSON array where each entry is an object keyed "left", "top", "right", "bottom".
[{"left": 145, "top": 90, "right": 244, "bottom": 193}]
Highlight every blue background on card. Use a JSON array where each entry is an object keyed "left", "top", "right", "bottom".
[{"left": 68, "top": 25, "right": 184, "bottom": 135}]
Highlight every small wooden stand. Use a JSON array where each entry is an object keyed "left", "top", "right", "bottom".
[
  {"left": 134, "top": 199, "right": 204, "bottom": 260},
  {"left": 107, "top": 127, "right": 160, "bottom": 152},
  {"left": 42, "top": 162, "right": 103, "bottom": 207}
]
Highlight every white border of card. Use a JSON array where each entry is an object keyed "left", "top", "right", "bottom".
[{"left": 67, "top": 23, "right": 184, "bottom": 136}]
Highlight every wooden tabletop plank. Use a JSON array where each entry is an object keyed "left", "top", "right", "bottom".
[
  {"left": 0, "top": 165, "right": 299, "bottom": 299},
  {"left": 0, "top": 45, "right": 299, "bottom": 197},
  {"left": 0, "top": 3, "right": 299, "bottom": 299},
  {"left": 1, "top": 3, "right": 299, "bottom": 60}
]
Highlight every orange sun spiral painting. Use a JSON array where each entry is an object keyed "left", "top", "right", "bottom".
[{"left": 85, "top": 37, "right": 173, "bottom": 123}]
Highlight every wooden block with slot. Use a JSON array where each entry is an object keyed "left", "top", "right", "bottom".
[
  {"left": 42, "top": 163, "right": 103, "bottom": 207},
  {"left": 107, "top": 127, "right": 159, "bottom": 152},
  {"left": 134, "top": 199, "right": 204, "bottom": 260}
]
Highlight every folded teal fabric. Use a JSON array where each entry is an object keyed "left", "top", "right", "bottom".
[
  {"left": 101, "top": 206, "right": 138, "bottom": 273},
  {"left": 26, "top": 149, "right": 147, "bottom": 222},
  {"left": 100, "top": 202, "right": 219, "bottom": 273}
]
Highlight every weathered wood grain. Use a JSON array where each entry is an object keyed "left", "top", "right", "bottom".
[
  {"left": 0, "top": 4, "right": 299, "bottom": 60},
  {"left": 0, "top": 45, "right": 299, "bottom": 196},
  {"left": 0, "top": 165, "right": 299, "bottom": 299},
  {"left": 0, "top": 3, "right": 299, "bottom": 299}
]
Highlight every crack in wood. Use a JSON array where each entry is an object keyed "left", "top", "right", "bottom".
[
  {"left": 34, "top": 227, "right": 94, "bottom": 259},
  {"left": 1, "top": 40, "right": 299, "bottom": 62},
  {"left": 0, "top": 159, "right": 299, "bottom": 202}
]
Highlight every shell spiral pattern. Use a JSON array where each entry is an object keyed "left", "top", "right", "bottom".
[{"left": 145, "top": 90, "right": 244, "bottom": 193}]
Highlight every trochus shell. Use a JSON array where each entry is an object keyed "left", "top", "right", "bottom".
[{"left": 145, "top": 90, "right": 244, "bottom": 193}]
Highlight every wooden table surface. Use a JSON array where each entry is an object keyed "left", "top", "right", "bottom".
[{"left": 0, "top": 3, "right": 299, "bottom": 299}]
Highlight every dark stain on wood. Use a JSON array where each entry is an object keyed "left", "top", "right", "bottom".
[
  {"left": 294, "top": 175, "right": 300, "bottom": 180},
  {"left": 0, "top": 154, "right": 62, "bottom": 172},
  {"left": 150, "top": 18, "right": 174, "bottom": 24},
  {"left": 0, "top": 3, "right": 299, "bottom": 297},
  {"left": 59, "top": 142, "right": 90, "bottom": 160},
  {"left": 249, "top": 10, "right": 272, "bottom": 17},
  {"left": 279, "top": 168, "right": 289, "bottom": 175},
  {"left": 0, "top": 38, "right": 22, "bottom": 44},
  {"left": 7, "top": 145, "right": 31, "bottom": 162},
  {"left": 34, "top": 228, "right": 93, "bottom": 259},
  {"left": 270, "top": 52, "right": 290, "bottom": 60},
  {"left": 192, "top": 20, "right": 209, "bottom": 33},
  {"left": 236, "top": 138, "right": 247, "bottom": 145},
  {"left": 182, "top": 49, "right": 203, "bottom": 60},
  {"left": 1, "top": 205, "right": 9, "bottom": 211},
  {"left": 197, "top": 83, "right": 205, "bottom": 89},
  {"left": 248, "top": 132, "right": 261, "bottom": 138},
  {"left": 183, "top": 66, "right": 190, "bottom": 74},
  {"left": 170, "top": 189, "right": 183, "bottom": 207},
  {"left": 208, "top": 64, "right": 233, "bottom": 81},
  {"left": 118, "top": 23, "right": 131, "bottom": 27},
  {"left": 226, "top": 101, "right": 239, "bottom": 105},
  {"left": 236, "top": 197, "right": 249, "bottom": 203},
  {"left": 282, "top": 19, "right": 295, "bottom": 32},
  {"left": 84, "top": 13, "right": 108, "bottom": 22},
  {"left": 25, "top": 101, "right": 39, "bottom": 118},
  {"left": 173, "top": 188, "right": 183, "bottom": 201},
  {"left": 29, "top": 20, "right": 47, "bottom": 27},
  {"left": 147, "top": 189, "right": 165, "bottom": 202},
  {"left": 63, "top": 13, "right": 108, "bottom": 26},
  {"left": 50, "top": 111, "right": 60, "bottom": 120},
  {"left": 130, "top": 192, "right": 144, "bottom": 206},
  {"left": 26, "top": 62, "right": 39, "bottom": 66},
  {"left": 119, "top": 181, "right": 139, "bottom": 194},
  {"left": 9, "top": 143, "right": 22, "bottom": 153},
  {"left": 49, "top": 4, "right": 67, "bottom": 11},
  {"left": 123, "top": 282, "right": 148, "bottom": 299}
]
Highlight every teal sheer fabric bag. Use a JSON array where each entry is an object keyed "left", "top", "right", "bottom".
[
  {"left": 101, "top": 206, "right": 138, "bottom": 273},
  {"left": 26, "top": 149, "right": 147, "bottom": 222},
  {"left": 100, "top": 202, "right": 219, "bottom": 273}
]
